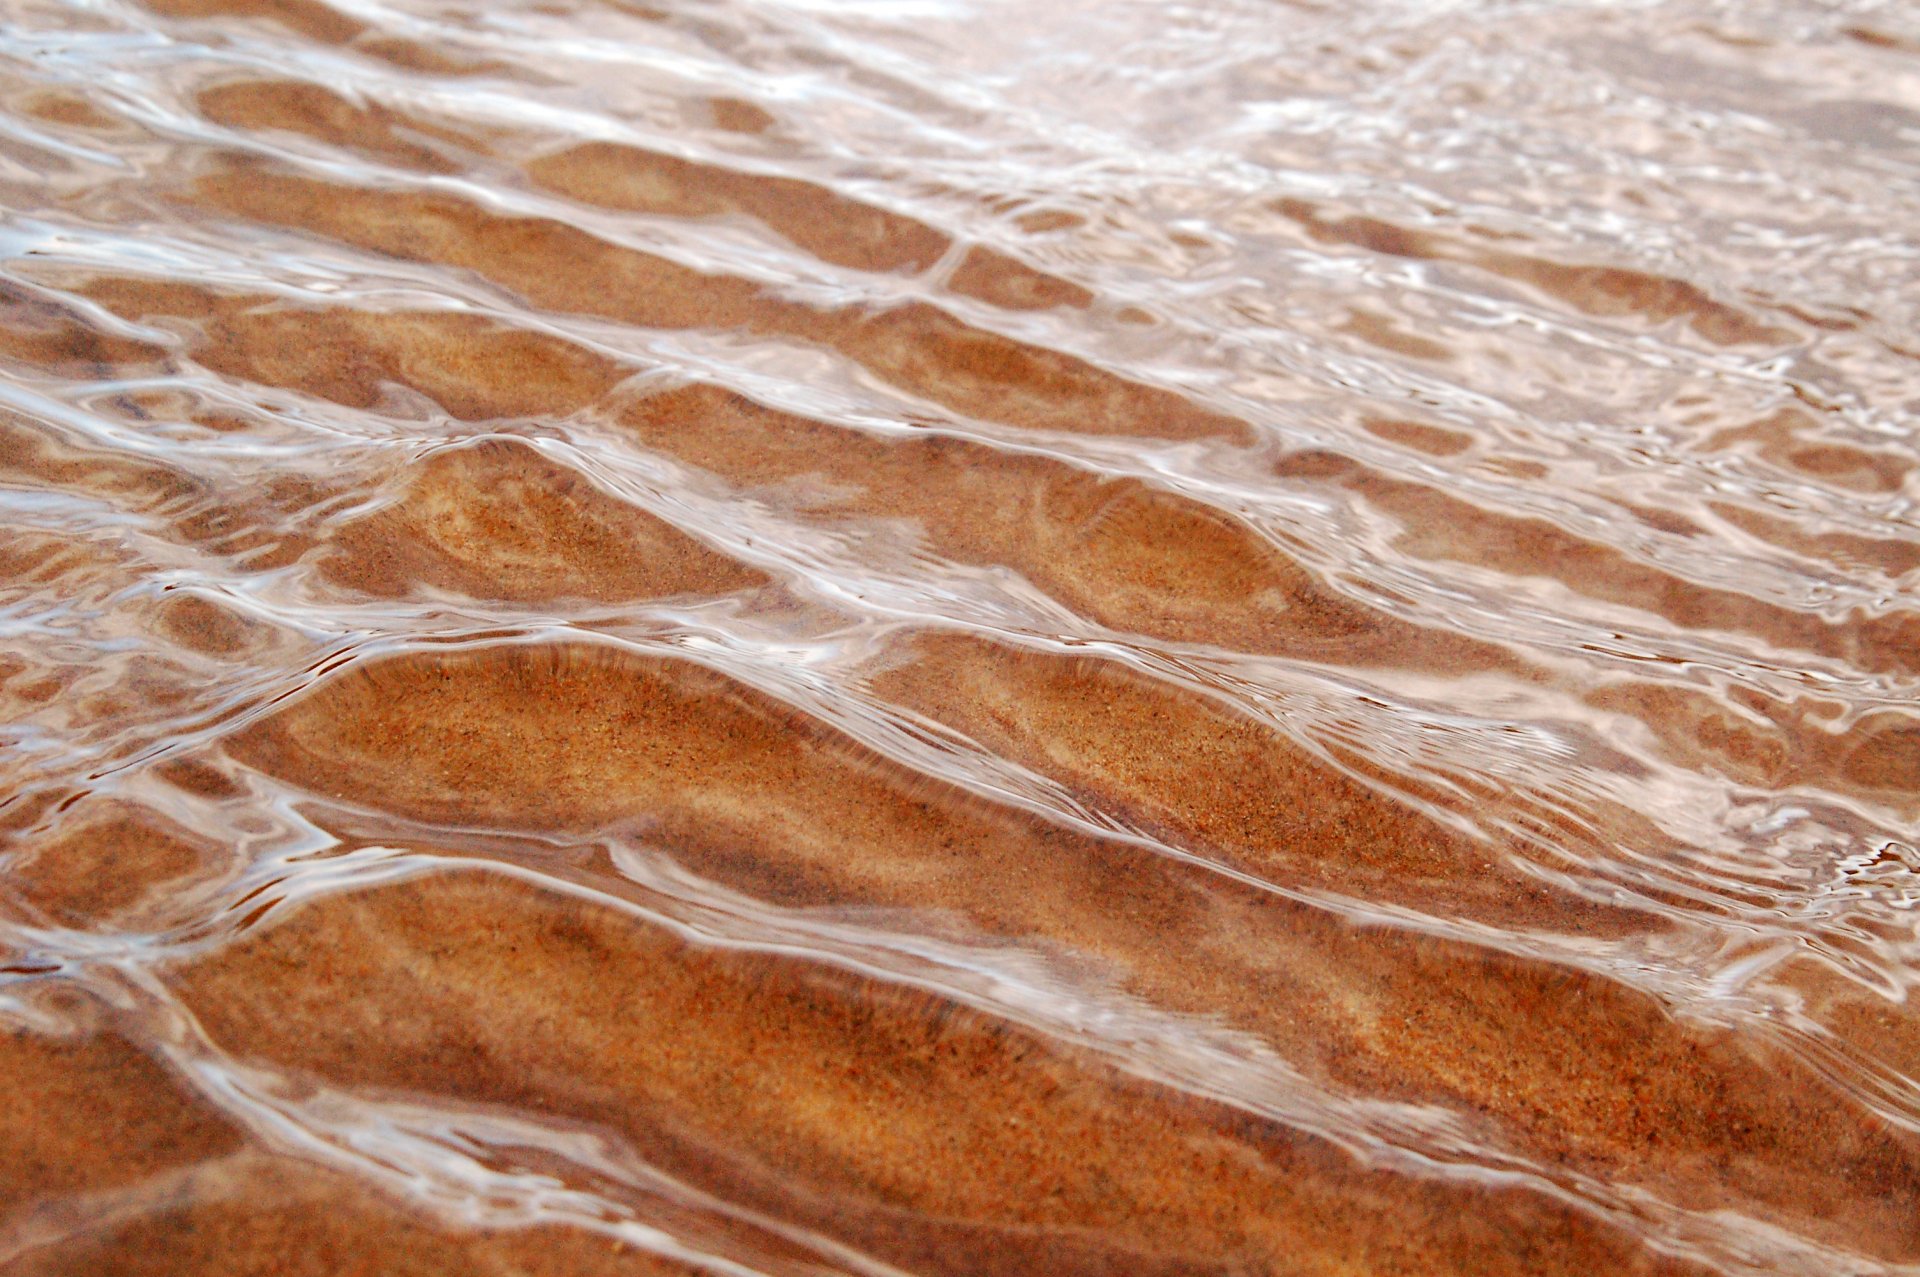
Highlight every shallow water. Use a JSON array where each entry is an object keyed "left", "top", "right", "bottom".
[{"left": 0, "top": 0, "right": 1917, "bottom": 1272}]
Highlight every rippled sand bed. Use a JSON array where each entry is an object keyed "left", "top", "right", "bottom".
[{"left": 2, "top": 0, "right": 1919, "bottom": 1273}]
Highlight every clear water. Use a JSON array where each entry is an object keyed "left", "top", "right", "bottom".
[{"left": 0, "top": 0, "right": 1918, "bottom": 1273}]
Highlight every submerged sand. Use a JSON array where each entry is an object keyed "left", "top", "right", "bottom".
[{"left": 1, "top": 0, "right": 1918, "bottom": 1273}]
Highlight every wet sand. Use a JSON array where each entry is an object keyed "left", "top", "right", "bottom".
[{"left": 3, "top": 0, "right": 1920, "bottom": 1274}]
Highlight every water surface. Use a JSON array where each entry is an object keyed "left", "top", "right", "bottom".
[{"left": 1, "top": 0, "right": 1918, "bottom": 1272}]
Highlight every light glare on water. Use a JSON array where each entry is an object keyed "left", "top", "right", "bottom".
[{"left": 0, "top": 0, "right": 1918, "bottom": 1273}]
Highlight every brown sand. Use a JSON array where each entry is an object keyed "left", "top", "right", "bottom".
[
  {"left": 214, "top": 641, "right": 1920, "bottom": 1263},
  {"left": 4, "top": 4, "right": 1919, "bottom": 1273}
]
